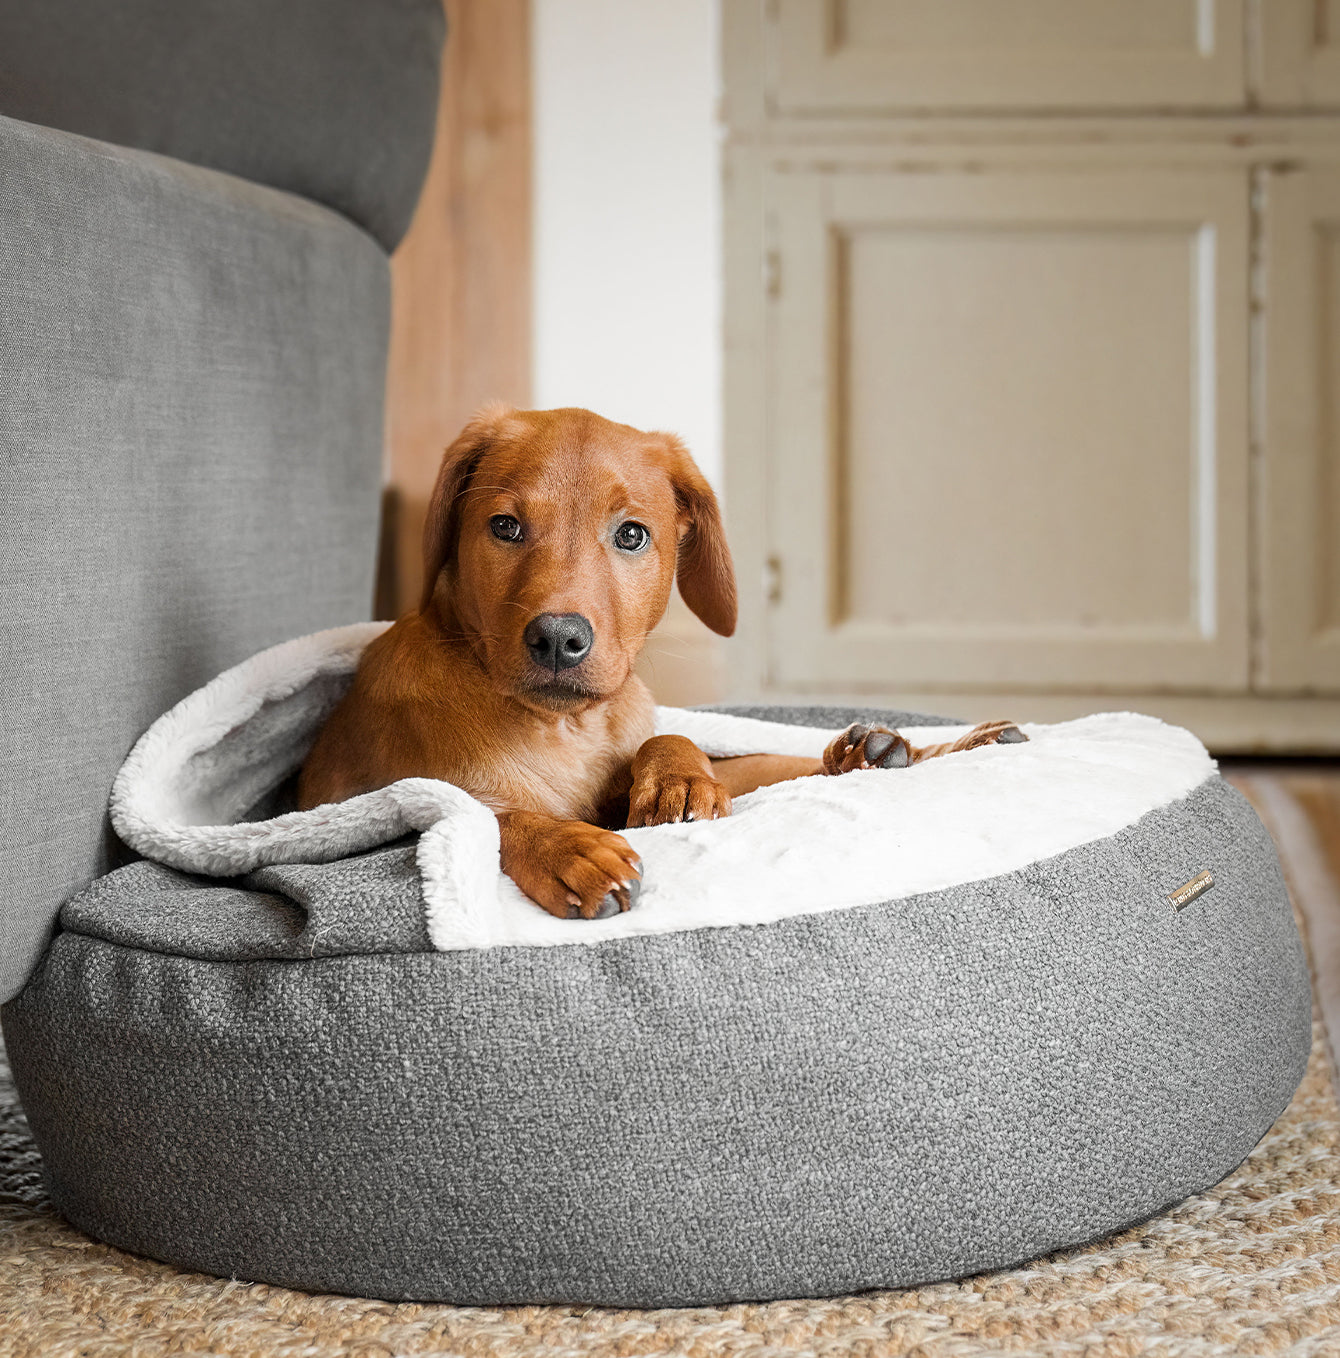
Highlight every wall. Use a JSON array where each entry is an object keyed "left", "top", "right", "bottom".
[{"left": 531, "top": 0, "right": 723, "bottom": 491}]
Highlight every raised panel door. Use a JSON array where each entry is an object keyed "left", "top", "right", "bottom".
[{"left": 766, "top": 166, "right": 1250, "bottom": 693}]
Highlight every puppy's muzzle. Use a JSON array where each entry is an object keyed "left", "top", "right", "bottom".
[{"left": 524, "top": 612, "right": 593, "bottom": 673}]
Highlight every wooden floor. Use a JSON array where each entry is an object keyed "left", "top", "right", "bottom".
[{"left": 1224, "top": 758, "right": 1340, "bottom": 1073}]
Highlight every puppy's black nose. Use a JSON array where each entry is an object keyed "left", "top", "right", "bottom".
[{"left": 525, "top": 612, "right": 593, "bottom": 672}]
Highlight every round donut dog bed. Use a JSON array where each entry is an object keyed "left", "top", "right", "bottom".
[{"left": 1, "top": 625, "right": 1312, "bottom": 1307}]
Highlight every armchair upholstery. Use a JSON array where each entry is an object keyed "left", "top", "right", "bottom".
[
  {"left": 0, "top": 0, "right": 444, "bottom": 251},
  {"left": 0, "top": 3, "right": 445, "bottom": 1002}
]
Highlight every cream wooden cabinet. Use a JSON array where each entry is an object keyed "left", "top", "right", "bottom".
[
  {"left": 1262, "top": 166, "right": 1340, "bottom": 694},
  {"left": 723, "top": 0, "right": 1340, "bottom": 750},
  {"left": 1262, "top": 1, "right": 1340, "bottom": 105},
  {"left": 773, "top": 0, "right": 1246, "bottom": 112}
]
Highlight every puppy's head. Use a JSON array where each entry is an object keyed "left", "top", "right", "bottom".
[{"left": 420, "top": 404, "right": 736, "bottom": 712}]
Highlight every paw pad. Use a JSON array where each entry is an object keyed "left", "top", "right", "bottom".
[
  {"left": 825, "top": 723, "right": 912, "bottom": 774},
  {"left": 867, "top": 731, "right": 910, "bottom": 768}
]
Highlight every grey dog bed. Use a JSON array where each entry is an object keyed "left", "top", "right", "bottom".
[{"left": 0, "top": 629, "right": 1313, "bottom": 1307}]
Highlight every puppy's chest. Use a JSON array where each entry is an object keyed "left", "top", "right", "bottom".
[{"left": 473, "top": 718, "right": 642, "bottom": 821}]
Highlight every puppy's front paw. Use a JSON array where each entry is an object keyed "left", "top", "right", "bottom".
[
  {"left": 822, "top": 723, "right": 912, "bottom": 775},
  {"left": 627, "top": 771, "right": 731, "bottom": 827},
  {"left": 504, "top": 820, "right": 643, "bottom": 921}
]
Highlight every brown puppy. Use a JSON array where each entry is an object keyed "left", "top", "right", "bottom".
[{"left": 298, "top": 405, "right": 1025, "bottom": 920}]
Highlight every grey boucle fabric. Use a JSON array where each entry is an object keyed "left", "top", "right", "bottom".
[
  {"left": 0, "top": 114, "right": 388, "bottom": 1004},
  {"left": 60, "top": 846, "right": 430, "bottom": 964},
  {"left": 706, "top": 703, "right": 960, "bottom": 727},
  {"left": 0, "top": 0, "right": 444, "bottom": 250},
  {"left": 2, "top": 760, "right": 1311, "bottom": 1307}
]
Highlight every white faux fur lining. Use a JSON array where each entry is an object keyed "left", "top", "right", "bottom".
[
  {"left": 112, "top": 622, "right": 399, "bottom": 875},
  {"left": 110, "top": 623, "right": 1218, "bottom": 951}
]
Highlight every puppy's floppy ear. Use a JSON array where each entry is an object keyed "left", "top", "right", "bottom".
[
  {"left": 419, "top": 403, "right": 512, "bottom": 614},
  {"left": 660, "top": 434, "right": 737, "bottom": 637}
]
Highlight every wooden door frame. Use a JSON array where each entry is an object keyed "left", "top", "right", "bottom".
[{"left": 381, "top": 0, "right": 532, "bottom": 620}]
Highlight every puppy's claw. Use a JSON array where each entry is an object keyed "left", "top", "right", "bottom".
[
  {"left": 594, "top": 876, "right": 641, "bottom": 918},
  {"left": 996, "top": 724, "right": 1028, "bottom": 744}
]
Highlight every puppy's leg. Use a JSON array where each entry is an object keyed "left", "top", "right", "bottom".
[
  {"left": 821, "top": 720, "right": 1027, "bottom": 773},
  {"left": 665, "top": 720, "right": 1031, "bottom": 805},
  {"left": 627, "top": 735, "right": 733, "bottom": 826},
  {"left": 708, "top": 753, "right": 823, "bottom": 797},
  {"left": 906, "top": 719, "right": 1028, "bottom": 762},
  {"left": 498, "top": 810, "right": 643, "bottom": 920}
]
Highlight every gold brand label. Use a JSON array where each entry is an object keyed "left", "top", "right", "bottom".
[{"left": 1167, "top": 869, "right": 1215, "bottom": 912}]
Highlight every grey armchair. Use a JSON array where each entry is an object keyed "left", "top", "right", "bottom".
[{"left": 0, "top": 0, "right": 446, "bottom": 1003}]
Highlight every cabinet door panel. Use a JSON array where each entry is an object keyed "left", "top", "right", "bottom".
[
  {"left": 1260, "top": 1, "right": 1340, "bottom": 107},
  {"left": 1261, "top": 168, "right": 1340, "bottom": 691},
  {"left": 767, "top": 167, "right": 1250, "bottom": 693},
  {"left": 772, "top": 0, "right": 1246, "bottom": 113}
]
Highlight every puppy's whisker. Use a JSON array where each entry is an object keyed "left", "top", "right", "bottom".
[{"left": 639, "top": 641, "right": 695, "bottom": 660}]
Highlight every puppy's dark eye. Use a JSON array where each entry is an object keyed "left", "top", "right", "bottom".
[
  {"left": 614, "top": 521, "right": 650, "bottom": 553},
  {"left": 489, "top": 515, "right": 522, "bottom": 542}
]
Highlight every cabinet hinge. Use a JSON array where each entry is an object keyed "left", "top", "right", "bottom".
[
  {"left": 764, "top": 249, "right": 782, "bottom": 299},
  {"left": 764, "top": 555, "right": 783, "bottom": 604}
]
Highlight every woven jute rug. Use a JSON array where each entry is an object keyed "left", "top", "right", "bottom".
[{"left": 3, "top": 771, "right": 1340, "bottom": 1357}]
